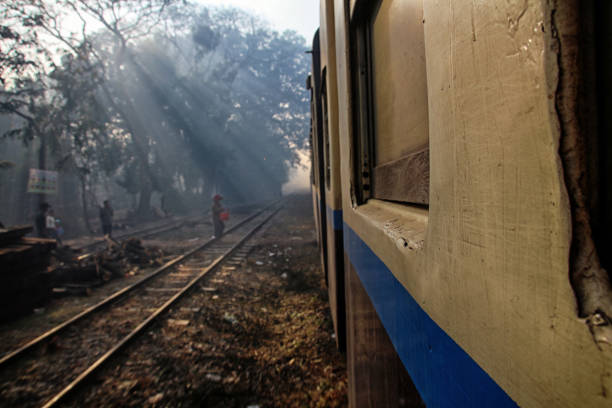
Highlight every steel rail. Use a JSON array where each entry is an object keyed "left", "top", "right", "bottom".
[
  {"left": 75, "top": 200, "right": 270, "bottom": 252},
  {"left": 42, "top": 205, "right": 282, "bottom": 408},
  {"left": 0, "top": 201, "right": 279, "bottom": 369},
  {"left": 74, "top": 214, "right": 201, "bottom": 252}
]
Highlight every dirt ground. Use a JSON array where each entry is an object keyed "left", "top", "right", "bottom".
[{"left": 58, "top": 194, "right": 348, "bottom": 407}]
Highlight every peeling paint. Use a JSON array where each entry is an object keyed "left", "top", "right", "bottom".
[
  {"left": 507, "top": 0, "right": 529, "bottom": 36},
  {"left": 383, "top": 219, "right": 425, "bottom": 252},
  {"left": 587, "top": 312, "right": 612, "bottom": 349}
]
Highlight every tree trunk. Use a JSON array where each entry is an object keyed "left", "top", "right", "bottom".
[
  {"left": 79, "top": 175, "right": 94, "bottom": 233},
  {"left": 18, "top": 147, "right": 33, "bottom": 224},
  {"left": 37, "top": 134, "right": 46, "bottom": 208},
  {"left": 136, "top": 176, "right": 152, "bottom": 219}
]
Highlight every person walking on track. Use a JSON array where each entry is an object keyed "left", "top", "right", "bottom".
[
  {"left": 211, "top": 194, "right": 225, "bottom": 239},
  {"left": 100, "top": 200, "right": 114, "bottom": 238}
]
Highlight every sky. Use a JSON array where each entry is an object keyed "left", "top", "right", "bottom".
[{"left": 197, "top": 0, "right": 319, "bottom": 42}]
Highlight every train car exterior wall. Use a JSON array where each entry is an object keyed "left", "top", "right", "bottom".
[
  {"left": 320, "top": 0, "right": 347, "bottom": 351},
  {"left": 309, "top": 0, "right": 612, "bottom": 407},
  {"left": 308, "top": 31, "right": 329, "bottom": 288}
]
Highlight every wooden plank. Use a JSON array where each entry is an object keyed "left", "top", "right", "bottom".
[
  {"left": 0, "top": 245, "right": 32, "bottom": 257},
  {"left": 0, "top": 225, "right": 34, "bottom": 244},
  {"left": 0, "top": 237, "right": 56, "bottom": 267},
  {"left": 20, "top": 237, "right": 57, "bottom": 246},
  {"left": 372, "top": 147, "right": 429, "bottom": 205}
]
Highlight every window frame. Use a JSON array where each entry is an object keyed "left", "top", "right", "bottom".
[
  {"left": 321, "top": 68, "right": 332, "bottom": 190},
  {"left": 350, "top": 0, "right": 430, "bottom": 206}
]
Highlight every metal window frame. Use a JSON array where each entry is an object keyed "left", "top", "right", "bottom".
[
  {"left": 350, "top": 0, "right": 430, "bottom": 207},
  {"left": 350, "top": 0, "right": 381, "bottom": 204}
]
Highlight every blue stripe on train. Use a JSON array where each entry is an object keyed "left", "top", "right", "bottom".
[
  {"left": 326, "top": 206, "right": 343, "bottom": 231},
  {"left": 344, "top": 224, "right": 517, "bottom": 408}
]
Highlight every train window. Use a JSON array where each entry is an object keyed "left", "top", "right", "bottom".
[
  {"left": 352, "top": 0, "right": 429, "bottom": 205},
  {"left": 321, "top": 69, "right": 332, "bottom": 189},
  {"left": 307, "top": 75, "right": 314, "bottom": 185},
  {"left": 309, "top": 120, "right": 315, "bottom": 186}
]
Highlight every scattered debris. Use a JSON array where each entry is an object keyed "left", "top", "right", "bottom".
[
  {"left": 118, "top": 380, "right": 138, "bottom": 392},
  {"left": 223, "top": 312, "right": 238, "bottom": 325},
  {"left": 167, "top": 319, "right": 190, "bottom": 326},
  {"left": 147, "top": 393, "right": 164, "bottom": 404},
  {"left": 51, "top": 238, "right": 165, "bottom": 287},
  {"left": 255, "top": 261, "right": 264, "bottom": 266},
  {"left": 51, "top": 284, "right": 92, "bottom": 297},
  {"left": 205, "top": 373, "right": 222, "bottom": 382},
  {"left": 180, "top": 307, "right": 200, "bottom": 313}
]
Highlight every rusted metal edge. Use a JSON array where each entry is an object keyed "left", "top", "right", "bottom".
[
  {"left": 41, "top": 205, "right": 282, "bottom": 408},
  {"left": 0, "top": 201, "right": 279, "bottom": 369}
]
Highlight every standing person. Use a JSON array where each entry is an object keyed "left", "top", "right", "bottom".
[
  {"left": 211, "top": 194, "right": 225, "bottom": 238},
  {"left": 99, "top": 200, "right": 114, "bottom": 238},
  {"left": 35, "top": 202, "right": 50, "bottom": 238},
  {"left": 46, "top": 207, "right": 62, "bottom": 246}
]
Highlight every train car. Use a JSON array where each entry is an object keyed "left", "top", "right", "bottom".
[
  {"left": 308, "top": 31, "right": 330, "bottom": 291},
  {"left": 317, "top": 0, "right": 348, "bottom": 352},
  {"left": 308, "top": 0, "right": 612, "bottom": 407}
]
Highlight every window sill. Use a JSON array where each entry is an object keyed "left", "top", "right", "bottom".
[{"left": 354, "top": 199, "right": 428, "bottom": 253}]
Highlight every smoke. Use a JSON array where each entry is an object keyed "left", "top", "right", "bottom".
[{"left": 282, "top": 149, "right": 310, "bottom": 195}]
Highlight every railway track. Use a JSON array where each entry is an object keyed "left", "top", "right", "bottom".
[
  {"left": 73, "top": 214, "right": 202, "bottom": 253},
  {"left": 73, "top": 202, "right": 269, "bottom": 254},
  {"left": 0, "top": 203, "right": 281, "bottom": 408}
]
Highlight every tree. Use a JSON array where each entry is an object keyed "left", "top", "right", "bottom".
[
  {"left": 154, "top": 5, "right": 310, "bottom": 200},
  {"left": 1, "top": 1, "right": 311, "bottom": 228},
  {"left": 2, "top": 0, "right": 181, "bottom": 219}
]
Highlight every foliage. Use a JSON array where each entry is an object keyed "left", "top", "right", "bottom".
[{"left": 0, "top": 0, "right": 310, "bottom": 222}]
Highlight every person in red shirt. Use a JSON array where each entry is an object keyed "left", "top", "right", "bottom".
[{"left": 211, "top": 194, "right": 225, "bottom": 238}]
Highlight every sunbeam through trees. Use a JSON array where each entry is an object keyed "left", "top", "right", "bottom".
[{"left": 1, "top": 0, "right": 309, "bottom": 230}]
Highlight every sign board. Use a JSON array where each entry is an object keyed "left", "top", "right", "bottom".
[{"left": 27, "top": 168, "right": 58, "bottom": 194}]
